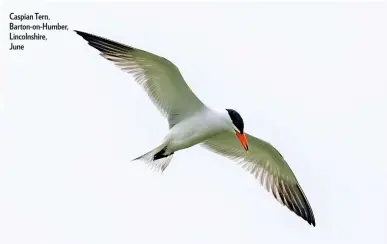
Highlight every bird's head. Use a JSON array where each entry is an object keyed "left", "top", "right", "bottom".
[{"left": 224, "top": 109, "right": 249, "bottom": 151}]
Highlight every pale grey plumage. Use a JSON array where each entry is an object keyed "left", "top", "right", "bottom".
[
  {"left": 202, "top": 132, "right": 315, "bottom": 226},
  {"left": 74, "top": 30, "right": 206, "bottom": 128}
]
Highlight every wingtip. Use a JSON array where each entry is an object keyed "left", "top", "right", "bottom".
[
  {"left": 73, "top": 29, "right": 82, "bottom": 35},
  {"left": 74, "top": 29, "right": 93, "bottom": 40},
  {"left": 307, "top": 207, "right": 316, "bottom": 227},
  {"left": 73, "top": 29, "right": 135, "bottom": 54},
  {"left": 305, "top": 211, "right": 316, "bottom": 227},
  {"left": 73, "top": 29, "right": 93, "bottom": 43},
  {"left": 310, "top": 215, "right": 316, "bottom": 227},
  {"left": 307, "top": 216, "right": 316, "bottom": 227}
]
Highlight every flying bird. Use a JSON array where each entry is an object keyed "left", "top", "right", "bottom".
[{"left": 75, "top": 30, "right": 316, "bottom": 226}]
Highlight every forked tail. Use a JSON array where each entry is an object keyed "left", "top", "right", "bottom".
[{"left": 132, "top": 143, "right": 174, "bottom": 173}]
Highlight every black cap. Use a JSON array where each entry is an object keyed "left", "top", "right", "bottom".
[{"left": 226, "top": 109, "right": 244, "bottom": 133}]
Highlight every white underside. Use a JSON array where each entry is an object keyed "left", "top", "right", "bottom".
[{"left": 163, "top": 107, "right": 230, "bottom": 154}]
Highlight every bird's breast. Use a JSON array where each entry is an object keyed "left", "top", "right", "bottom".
[{"left": 166, "top": 110, "right": 226, "bottom": 152}]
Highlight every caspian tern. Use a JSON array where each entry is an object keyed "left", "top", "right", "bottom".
[{"left": 75, "top": 30, "right": 316, "bottom": 226}]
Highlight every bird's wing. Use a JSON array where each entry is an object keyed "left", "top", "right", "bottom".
[
  {"left": 75, "top": 30, "right": 206, "bottom": 127},
  {"left": 201, "top": 131, "right": 316, "bottom": 226}
]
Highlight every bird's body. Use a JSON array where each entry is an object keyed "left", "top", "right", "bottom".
[
  {"left": 75, "top": 30, "right": 316, "bottom": 226},
  {"left": 134, "top": 108, "right": 235, "bottom": 171},
  {"left": 166, "top": 108, "right": 229, "bottom": 152}
]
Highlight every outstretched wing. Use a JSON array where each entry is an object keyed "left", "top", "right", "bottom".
[
  {"left": 202, "top": 131, "right": 316, "bottom": 226},
  {"left": 75, "top": 30, "right": 206, "bottom": 127}
]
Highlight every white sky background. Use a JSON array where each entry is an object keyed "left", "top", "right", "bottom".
[{"left": 1, "top": 1, "right": 387, "bottom": 244}]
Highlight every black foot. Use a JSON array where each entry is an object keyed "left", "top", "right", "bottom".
[{"left": 153, "top": 147, "right": 173, "bottom": 161}]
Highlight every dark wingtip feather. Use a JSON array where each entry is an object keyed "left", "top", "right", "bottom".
[
  {"left": 293, "top": 183, "right": 316, "bottom": 227},
  {"left": 74, "top": 29, "right": 134, "bottom": 54},
  {"left": 297, "top": 184, "right": 316, "bottom": 227},
  {"left": 278, "top": 179, "right": 315, "bottom": 227}
]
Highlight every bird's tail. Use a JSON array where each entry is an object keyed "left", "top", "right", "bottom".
[{"left": 132, "top": 143, "right": 174, "bottom": 173}]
